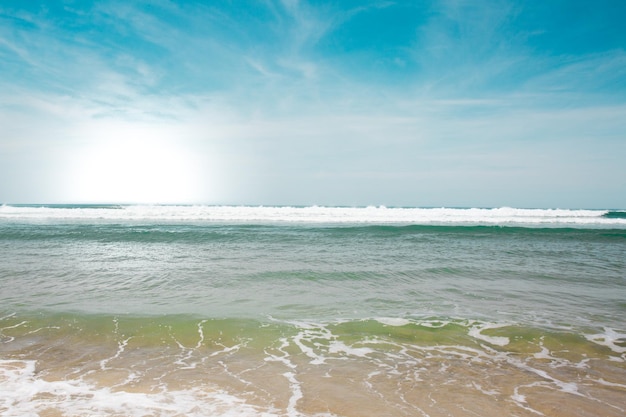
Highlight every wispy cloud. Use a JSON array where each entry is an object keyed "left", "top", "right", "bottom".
[{"left": 0, "top": 0, "right": 625, "bottom": 206}]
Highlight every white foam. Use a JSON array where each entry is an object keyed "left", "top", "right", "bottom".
[
  {"left": 511, "top": 385, "right": 546, "bottom": 416},
  {"left": 416, "top": 319, "right": 452, "bottom": 328},
  {"left": 283, "top": 371, "right": 303, "bottom": 417},
  {"left": 1, "top": 205, "right": 623, "bottom": 227},
  {"left": 1, "top": 320, "right": 27, "bottom": 331},
  {"left": 291, "top": 325, "right": 334, "bottom": 365},
  {"left": 471, "top": 382, "right": 500, "bottom": 396},
  {"left": 0, "top": 359, "right": 281, "bottom": 417},
  {"left": 376, "top": 317, "right": 411, "bottom": 327},
  {"left": 468, "top": 323, "right": 510, "bottom": 347},
  {"left": 0, "top": 312, "right": 17, "bottom": 321},
  {"left": 210, "top": 343, "right": 242, "bottom": 357},
  {"left": 99, "top": 336, "right": 131, "bottom": 370},
  {"left": 328, "top": 341, "right": 374, "bottom": 358},
  {"left": 0, "top": 320, "right": 28, "bottom": 343},
  {"left": 593, "top": 378, "right": 626, "bottom": 389},
  {"left": 263, "top": 338, "right": 311, "bottom": 417},
  {"left": 585, "top": 327, "right": 626, "bottom": 354}
]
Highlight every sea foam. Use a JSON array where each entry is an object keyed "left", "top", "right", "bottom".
[
  {"left": 0, "top": 359, "right": 282, "bottom": 417},
  {"left": 1, "top": 205, "right": 624, "bottom": 227}
]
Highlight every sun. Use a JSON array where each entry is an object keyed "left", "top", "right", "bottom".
[{"left": 67, "top": 123, "right": 203, "bottom": 204}]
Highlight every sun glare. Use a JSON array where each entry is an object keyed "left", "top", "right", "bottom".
[{"left": 68, "top": 124, "right": 203, "bottom": 204}]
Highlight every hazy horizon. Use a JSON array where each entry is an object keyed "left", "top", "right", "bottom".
[{"left": 1, "top": 203, "right": 626, "bottom": 211}]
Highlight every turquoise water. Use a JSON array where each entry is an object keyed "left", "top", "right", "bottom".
[{"left": 1, "top": 205, "right": 625, "bottom": 416}]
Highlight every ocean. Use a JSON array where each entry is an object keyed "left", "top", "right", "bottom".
[{"left": 1, "top": 205, "right": 625, "bottom": 417}]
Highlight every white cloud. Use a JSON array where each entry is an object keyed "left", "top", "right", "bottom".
[{"left": 1, "top": 1, "right": 625, "bottom": 207}]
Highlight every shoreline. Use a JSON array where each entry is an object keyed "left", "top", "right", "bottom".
[{"left": 2, "top": 313, "right": 625, "bottom": 417}]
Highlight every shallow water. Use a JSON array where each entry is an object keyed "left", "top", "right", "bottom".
[{"left": 1, "top": 205, "right": 625, "bottom": 416}]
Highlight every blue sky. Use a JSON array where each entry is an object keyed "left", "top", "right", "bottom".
[{"left": 1, "top": 0, "right": 625, "bottom": 207}]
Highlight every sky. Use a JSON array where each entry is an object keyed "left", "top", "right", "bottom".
[{"left": 1, "top": 0, "right": 625, "bottom": 208}]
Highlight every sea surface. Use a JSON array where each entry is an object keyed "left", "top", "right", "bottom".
[{"left": 1, "top": 205, "right": 625, "bottom": 417}]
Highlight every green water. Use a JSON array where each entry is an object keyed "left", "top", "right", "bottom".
[{"left": 1, "top": 206, "right": 625, "bottom": 416}]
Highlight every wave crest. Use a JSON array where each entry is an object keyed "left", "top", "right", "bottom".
[{"left": 1, "top": 205, "right": 624, "bottom": 228}]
